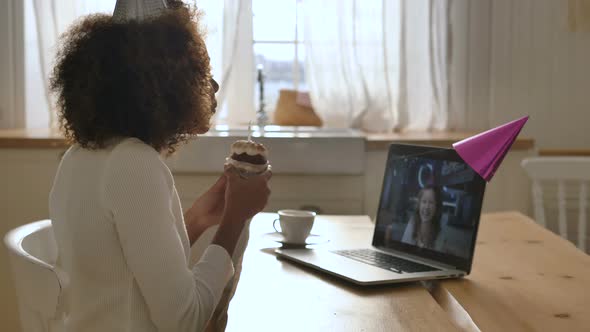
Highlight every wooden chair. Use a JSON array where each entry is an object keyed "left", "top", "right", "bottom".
[{"left": 521, "top": 157, "right": 590, "bottom": 253}]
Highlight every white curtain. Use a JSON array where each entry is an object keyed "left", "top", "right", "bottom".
[
  {"left": 197, "top": 0, "right": 255, "bottom": 126},
  {"left": 0, "top": 0, "right": 25, "bottom": 129},
  {"left": 27, "top": 0, "right": 117, "bottom": 129},
  {"left": 214, "top": 0, "right": 255, "bottom": 125},
  {"left": 303, "top": 0, "right": 451, "bottom": 132}
]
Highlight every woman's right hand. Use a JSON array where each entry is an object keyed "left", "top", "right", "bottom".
[{"left": 222, "top": 165, "right": 272, "bottom": 223}]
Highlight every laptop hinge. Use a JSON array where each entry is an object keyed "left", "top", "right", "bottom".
[{"left": 375, "top": 246, "right": 460, "bottom": 271}]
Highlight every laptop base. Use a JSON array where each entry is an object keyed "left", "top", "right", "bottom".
[{"left": 275, "top": 247, "right": 465, "bottom": 286}]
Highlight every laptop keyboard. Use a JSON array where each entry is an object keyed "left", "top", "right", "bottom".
[{"left": 332, "top": 249, "right": 439, "bottom": 273}]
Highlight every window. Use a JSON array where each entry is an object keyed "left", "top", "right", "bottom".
[
  {"left": 22, "top": 0, "right": 304, "bottom": 128},
  {"left": 252, "top": 0, "right": 305, "bottom": 119}
]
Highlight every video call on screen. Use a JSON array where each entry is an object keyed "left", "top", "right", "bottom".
[{"left": 374, "top": 155, "right": 481, "bottom": 259}]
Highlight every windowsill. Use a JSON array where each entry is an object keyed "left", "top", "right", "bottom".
[
  {"left": 0, "top": 128, "right": 67, "bottom": 148},
  {"left": 0, "top": 127, "right": 535, "bottom": 151},
  {"left": 364, "top": 130, "right": 535, "bottom": 151}
]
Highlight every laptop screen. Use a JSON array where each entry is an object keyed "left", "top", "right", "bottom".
[{"left": 372, "top": 144, "right": 486, "bottom": 272}]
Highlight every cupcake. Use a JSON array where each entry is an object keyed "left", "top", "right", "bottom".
[{"left": 225, "top": 140, "right": 270, "bottom": 177}]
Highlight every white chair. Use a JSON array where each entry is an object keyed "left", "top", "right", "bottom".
[
  {"left": 4, "top": 220, "right": 65, "bottom": 332},
  {"left": 521, "top": 157, "right": 590, "bottom": 253}
]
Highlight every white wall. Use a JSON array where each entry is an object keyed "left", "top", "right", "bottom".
[
  {"left": 448, "top": 0, "right": 590, "bottom": 149},
  {"left": 489, "top": 0, "right": 590, "bottom": 149}
]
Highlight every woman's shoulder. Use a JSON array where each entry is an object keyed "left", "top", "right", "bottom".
[
  {"left": 65, "top": 137, "right": 158, "bottom": 159},
  {"left": 405, "top": 216, "right": 417, "bottom": 229},
  {"left": 401, "top": 217, "right": 416, "bottom": 243},
  {"left": 106, "top": 137, "right": 162, "bottom": 164},
  {"left": 110, "top": 137, "right": 158, "bottom": 155},
  {"left": 104, "top": 137, "right": 173, "bottom": 184}
]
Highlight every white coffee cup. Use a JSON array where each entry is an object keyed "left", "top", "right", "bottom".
[{"left": 273, "top": 209, "right": 316, "bottom": 244}]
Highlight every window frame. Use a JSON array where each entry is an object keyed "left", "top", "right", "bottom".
[{"left": 252, "top": 0, "right": 303, "bottom": 91}]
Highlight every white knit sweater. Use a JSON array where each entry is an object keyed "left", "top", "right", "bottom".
[{"left": 49, "top": 137, "right": 235, "bottom": 331}]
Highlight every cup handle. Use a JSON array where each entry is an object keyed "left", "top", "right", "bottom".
[{"left": 272, "top": 219, "right": 281, "bottom": 233}]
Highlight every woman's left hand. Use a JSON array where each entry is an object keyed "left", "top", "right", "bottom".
[{"left": 184, "top": 174, "right": 227, "bottom": 244}]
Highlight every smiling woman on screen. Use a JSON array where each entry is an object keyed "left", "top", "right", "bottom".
[{"left": 401, "top": 187, "right": 443, "bottom": 249}]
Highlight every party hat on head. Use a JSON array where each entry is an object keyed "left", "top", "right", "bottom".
[
  {"left": 453, "top": 115, "right": 529, "bottom": 182},
  {"left": 113, "top": 0, "right": 168, "bottom": 22}
]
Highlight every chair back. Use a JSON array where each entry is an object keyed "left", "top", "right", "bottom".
[
  {"left": 522, "top": 157, "right": 590, "bottom": 252},
  {"left": 4, "top": 220, "right": 64, "bottom": 331}
]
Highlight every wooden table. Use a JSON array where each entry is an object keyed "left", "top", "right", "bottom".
[
  {"left": 225, "top": 212, "right": 590, "bottom": 331},
  {"left": 440, "top": 211, "right": 590, "bottom": 331}
]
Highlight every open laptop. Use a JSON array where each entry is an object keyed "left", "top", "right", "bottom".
[{"left": 275, "top": 144, "right": 486, "bottom": 285}]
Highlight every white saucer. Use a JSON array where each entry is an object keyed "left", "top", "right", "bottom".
[{"left": 263, "top": 232, "right": 329, "bottom": 246}]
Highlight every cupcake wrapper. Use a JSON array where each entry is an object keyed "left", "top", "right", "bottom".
[{"left": 236, "top": 164, "right": 271, "bottom": 178}]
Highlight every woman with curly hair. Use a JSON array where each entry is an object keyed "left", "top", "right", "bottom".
[{"left": 48, "top": 1, "right": 270, "bottom": 331}]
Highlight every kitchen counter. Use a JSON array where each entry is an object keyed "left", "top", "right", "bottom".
[{"left": 0, "top": 127, "right": 535, "bottom": 150}]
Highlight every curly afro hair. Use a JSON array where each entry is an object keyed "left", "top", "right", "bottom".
[{"left": 50, "top": 0, "right": 214, "bottom": 154}]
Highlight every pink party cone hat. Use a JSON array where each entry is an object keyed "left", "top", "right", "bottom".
[{"left": 453, "top": 116, "right": 529, "bottom": 182}]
